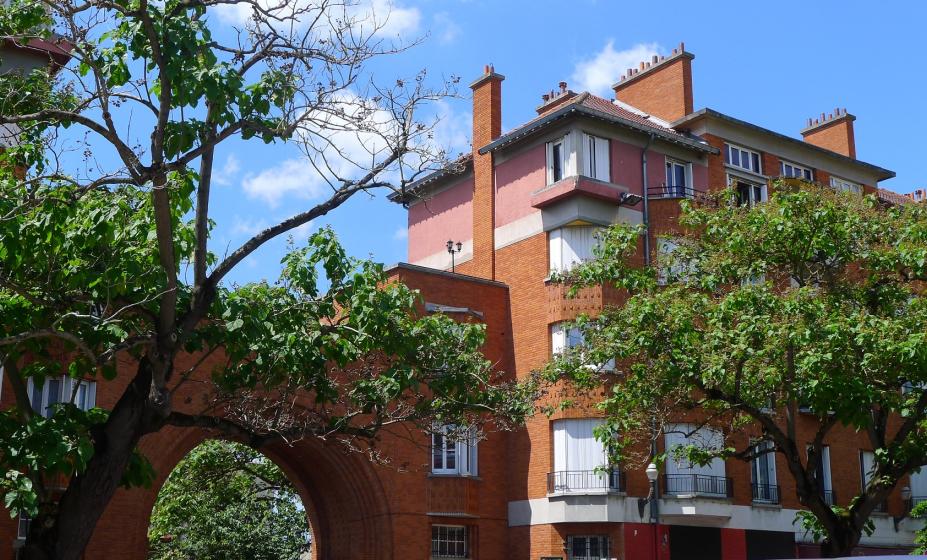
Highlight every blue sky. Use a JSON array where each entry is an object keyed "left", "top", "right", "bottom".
[{"left": 66, "top": 1, "right": 927, "bottom": 285}]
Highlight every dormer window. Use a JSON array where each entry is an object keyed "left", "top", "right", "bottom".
[{"left": 581, "top": 133, "right": 610, "bottom": 182}]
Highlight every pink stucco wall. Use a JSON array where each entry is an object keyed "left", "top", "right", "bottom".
[
  {"left": 494, "top": 144, "right": 546, "bottom": 227},
  {"left": 407, "top": 176, "right": 473, "bottom": 262},
  {"left": 692, "top": 162, "right": 708, "bottom": 189},
  {"left": 612, "top": 140, "right": 644, "bottom": 195}
]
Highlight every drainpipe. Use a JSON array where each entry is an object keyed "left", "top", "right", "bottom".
[{"left": 641, "top": 133, "right": 655, "bottom": 266}]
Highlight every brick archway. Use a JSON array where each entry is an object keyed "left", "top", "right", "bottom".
[{"left": 84, "top": 425, "right": 394, "bottom": 560}]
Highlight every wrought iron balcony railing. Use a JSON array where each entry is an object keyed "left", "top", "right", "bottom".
[
  {"left": 547, "top": 470, "right": 625, "bottom": 494},
  {"left": 648, "top": 184, "right": 706, "bottom": 200},
  {"left": 751, "top": 483, "right": 780, "bottom": 504},
  {"left": 663, "top": 474, "right": 733, "bottom": 498}
]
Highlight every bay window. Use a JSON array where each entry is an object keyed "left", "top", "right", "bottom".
[
  {"left": 582, "top": 133, "right": 610, "bottom": 181},
  {"left": 664, "top": 424, "right": 729, "bottom": 497},
  {"left": 431, "top": 425, "right": 478, "bottom": 476},
  {"left": 549, "top": 226, "right": 600, "bottom": 273}
]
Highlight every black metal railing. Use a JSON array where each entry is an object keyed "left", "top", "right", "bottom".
[
  {"left": 752, "top": 483, "right": 780, "bottom": 504},
  {"left": 663, "top": 474, "right": 733, "bottom": 498},
  {"left": 905, "top": 495, "right": 927, "bottom": 512},
  {"left": 547, "top": 470, "right": 625, "bottom": 494},
  {"left": 648, "top": 184, "right": 706, "bottom": 200}
]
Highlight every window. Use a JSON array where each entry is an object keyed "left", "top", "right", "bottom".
[
  {"left": 547, "top": 135, "right": 570, "bottom": 185},
  {"left": 664, "top": 424, "right": 728, "bottom": 497},
  {"left": 551, "top": 418, "right": 611, "bottom": 493},
  {"left": 781, "top": 161, "right": 813, "bottom": 181},
  {"left": 910, "top": 466, "right": 927, "bottom": 507},
  {"left": 751, "top": 440, "right": 778, "bottom": 503},
  {"left": 582, "top": 133, "right": 610, "bottom": 181},
  {"left": 431, "top": 425, "right": 477, "bottom": 476},
  {"left": 830, "top": 176, "right": 861, "bottom": 195},
  {"left": 17, "top": 515, "right": 30, "bottom": 540},
  {"left": 657, "top": 237, "right": 689, "bottom": 285},
  {"left": 27, "top": 376, "right": 96, "bottom": 418},
  {"left": 665, "top": 159, "right": 690, "bottom": 197},
  {"left": 735, "top": 179, "right": 766, "bottom": 207},
  {"left": 568, "top": 535, "right": 609, "bottom": 560},
  {"left": 810, "top": 445, "right": 833, "bottom": 505},
  {"left": 726, "top": 144, "right": 762, "bottom": 174},
  {"left": 431, "top": 525, "right": 468, "bottom": 559},
  {"left": 549, "top": 226, "right": 601, "bottom": 273},
  {"left": 551, "top": 323, "right": 615, "bottom": 371}
]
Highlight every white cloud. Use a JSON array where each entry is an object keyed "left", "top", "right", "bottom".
[
  {"left": 429, "top": 99, "right": 471, "bottom": 158},
  {"left": 292, "top": 220, "right": 316, "bottom": 240},
  {"left": 231, "top": 215, "right": 270, "bottom": 236},
  {"left": 392, "top": 226, "right": 408, "bottom": 240},
  {"left": 571, "top": 41, "right": 661, "bottom": 97},
  {"left": 213, "top": 0, "right": 420, "bottom": 41},
  {"left": 432, "top": 12, "right": 461, "bottom": 45},
  {"left": 213, "top": 153, "right": 241, "bottom": 187},
  {"left": 241, "top": 159, "right": 329, "bottom": 207}
]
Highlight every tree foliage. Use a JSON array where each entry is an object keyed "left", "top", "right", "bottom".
[
  {"left": 0, "top": 1, "right": 535, "bottom": 559},
  {"left": 549, "top": 180, "right": 927, "bottom": 557},
  {"left": 147, "top": 440, "right": 310, "bottom": 560}
]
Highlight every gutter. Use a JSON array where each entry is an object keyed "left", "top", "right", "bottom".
[{"left": 641, "top": 133, "right": 655, "bottom": 267}]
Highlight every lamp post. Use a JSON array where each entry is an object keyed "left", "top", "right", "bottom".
[
  {"left": 646, "top": 462, "right": 660, "bottom": 560},
  {"left": 446, "top": 240, "right": 462, "bottom": 272}
]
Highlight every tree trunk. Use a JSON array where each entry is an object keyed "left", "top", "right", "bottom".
[
  {"left": 20, "top": 359, "right": 162, "bottom": 560},
  {"left": 820, "top": 523, "right": 862, "bottom": 558}
]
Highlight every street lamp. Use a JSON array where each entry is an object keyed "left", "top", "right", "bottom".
[
  {"left": 646, "top": 462, "right": 660, "bottom": 558},
  {"left": 446, "top": 240, "right": 462, "bottom": 272}
]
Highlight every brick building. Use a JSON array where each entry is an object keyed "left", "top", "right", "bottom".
[{"left": 1, "top": 37, "right": 925, "bottom": 560}]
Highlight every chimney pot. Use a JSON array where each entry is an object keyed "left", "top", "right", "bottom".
[
  {"left": 646, "top": 62, "right": 651, "bottom": 69},
  {"left": 559, "top": 81, "right": 567, "bottom": 93},
  {"left": 639, "top": 62, "right": 646, "bottom": 70},
  {"left": 660, "top": 55, "right": 665, "bottom": 61},
  {"left": 542, "top": 94, "right": 550, "bottom": 102},
  {"left": 679, "top": 41, "right": 685, "bottom": 51},
  {"left": 652, "top": 55, "right": 659, "bottom": 64},
  {"left": 483, "top": 64, "right": 489, "bottom": 74}
]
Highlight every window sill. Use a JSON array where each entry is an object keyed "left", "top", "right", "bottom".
[
  {"left": 427, "top": 473, "right": 482, "bottom": 481},
  {"left": 750, "top": 501, "right": 782, "bottom": 509},
  {"left": 724, "top": 165, "right": 768, "bottom": 182},
  {"left": 547, "top": 489, "right": 626, "bottom": 498}
]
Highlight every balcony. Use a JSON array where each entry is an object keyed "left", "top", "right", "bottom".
[
  {"left": 547, "top": 470, "right": 625, "bottom": 495},
  {"left": 751, "top": 483, "right": 780, "bottom": 504},
  {"left": 663, "top": 474, "right": 733, "bottom": 499},
  {"left": 648, "top": 184, "right": 706, "bottom": 200}
]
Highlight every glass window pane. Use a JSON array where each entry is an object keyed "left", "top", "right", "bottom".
[
  {"left": 446, "top": 440, "right": 456, "bottom": 470},
  {"left": 433, "top": 433, "right": 444, "bottom": 470},
  {"left": 553, "top": 142, "right": 563, "bottom": 182},
  {"left": 730, "top": 147, "right": 740, "bottom": 167},
  {"left": 675, "top": 164, "right": 686, "bottom": 187},
  {"left": 752, "top": 153, "right": 761, "bottom": 173},
  {"left": 46, "top": 379, "right": 62, "bottom": 416}
]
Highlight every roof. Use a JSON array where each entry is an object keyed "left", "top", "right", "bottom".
[
  {"left": 673, "top": 108, "right": 896, "bottom": 182},
  {"left": 387, "top": 154, "right": 473, "bottom": 204},
  {"left": 479, "top": 92, "right": 719, "bottom": 156},
  {"left": 876, "top": 188, "right": 914, "bottom": 206}
]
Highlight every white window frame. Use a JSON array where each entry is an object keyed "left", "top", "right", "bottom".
[
  {"left": 830, "top": 176, "right": 861, "bottom": 195},
  {"left": 568, "top": 535, "right": 609, "bottom": 560},
  {"left": 551, "top": 323, "right": 614, "bottom": 371},
  {"left": 581, "top": 132, "right": 610, "bottom": 182},
  {"left": 664, "top": 158, "right": 691, "bottom": 197},
  {"left": 431, "top": 425, "right": 478, "bottom": 476},
  {"left": 731, "top": 176, "right": 767, "bottom": 207},
  {"left": 808, "top": 445, "right": 833, "bottom": 503},
  {"left": 751, "top": 440, "right": 778, "bottom": 503},
  {"left": 431, "top": 524, "right": 469, "bottom": 559},
  {"left": 26, "top": 376, "right": 96, "bottom": 418},
  {"left": 726, "top": 143, "right": 762, "bottom": 174},
  {"left": 781, "top": 160, "right": 813, "bottom": 181}
]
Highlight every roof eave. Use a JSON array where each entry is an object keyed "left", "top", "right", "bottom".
[
  {"left": 672, "top": 108, "right": 896, "bottom": 181},
  {"left": 478, "top": 104, "right": 719, "bottom": 156}
]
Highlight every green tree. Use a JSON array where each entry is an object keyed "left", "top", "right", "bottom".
[
  {"left": 549, "top": 180, "right": 927, "bottom": 557},
  {"left": 148, "top": 440, "right": 310, "bottom": 560},
  {"left": 0, "top": 1, "right": 535, "bottom": 559}
]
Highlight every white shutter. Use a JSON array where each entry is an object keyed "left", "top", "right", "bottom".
[
  {"left": 582, "top": 133, "right": 593, "bottom": 178},
  {"left": 553, "top": 421, "right": 568, "bottom": 472},
  {"left": 594, "top": 136, "right": 610, "bottom": 181},
  {"left": 563, "top": 132, "right": 576, "bottom": 178},
  {"left": 561, "top": 228, "right": 582, "bottom": 270},
  {"left": 546, "top": 141, "right": 554, "bottom": 184},
  {"left": 549, "top": 228, "right": 563, "bottom": 272},
  {"left": 664, "top": 424, "right": 725, "bottom": 477},
  {"left": 664, "top": 425, "right": 689, "bottom": 475},
  {"left": 860, "top": 451, "right": 875, "bottom": 489},
  {"left": 551, "top": 323, "right": 566, "bottom": 355},
  {"left": 821, "top": 446, "right": 833, "bottom": 492}
]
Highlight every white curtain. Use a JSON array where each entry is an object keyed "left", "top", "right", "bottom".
[
  {"left": 664, "top": 423, "right": 725, "bottom": 477},
  {"left": 553, "top": 418, "right": 607, "bottom": 472},
  {"left": 860, "top": 451, "right": 875, "bottom": 489},
  {"left": 549, "top": 226, "right": 600, "bottom": 272}
]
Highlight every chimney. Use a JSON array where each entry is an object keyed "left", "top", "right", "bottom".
[
  {"left": 535, "top": 80, "right": 577, "bottom": 114},
  {"left": 612, "top": 41, "right": 694, "bottom": 122},
  {"left": 801, "top": 108, "right": 857, "bottom": 159},
  {"left": 469, "top": 64, "right": 504, "bottom": 280}
]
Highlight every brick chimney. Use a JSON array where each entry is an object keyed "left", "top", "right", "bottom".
[
  {"left": 612, "top": 42, "right": 694, "bottom": 122},
  {"left": 536, "top": 80, "right": 577, "bottom": 114},
  {"left": 801, "top": 108, "right": 856, "bottom": 159},
  {"left": 469, "top": 64, "right": 504, "bottom": 280}
]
